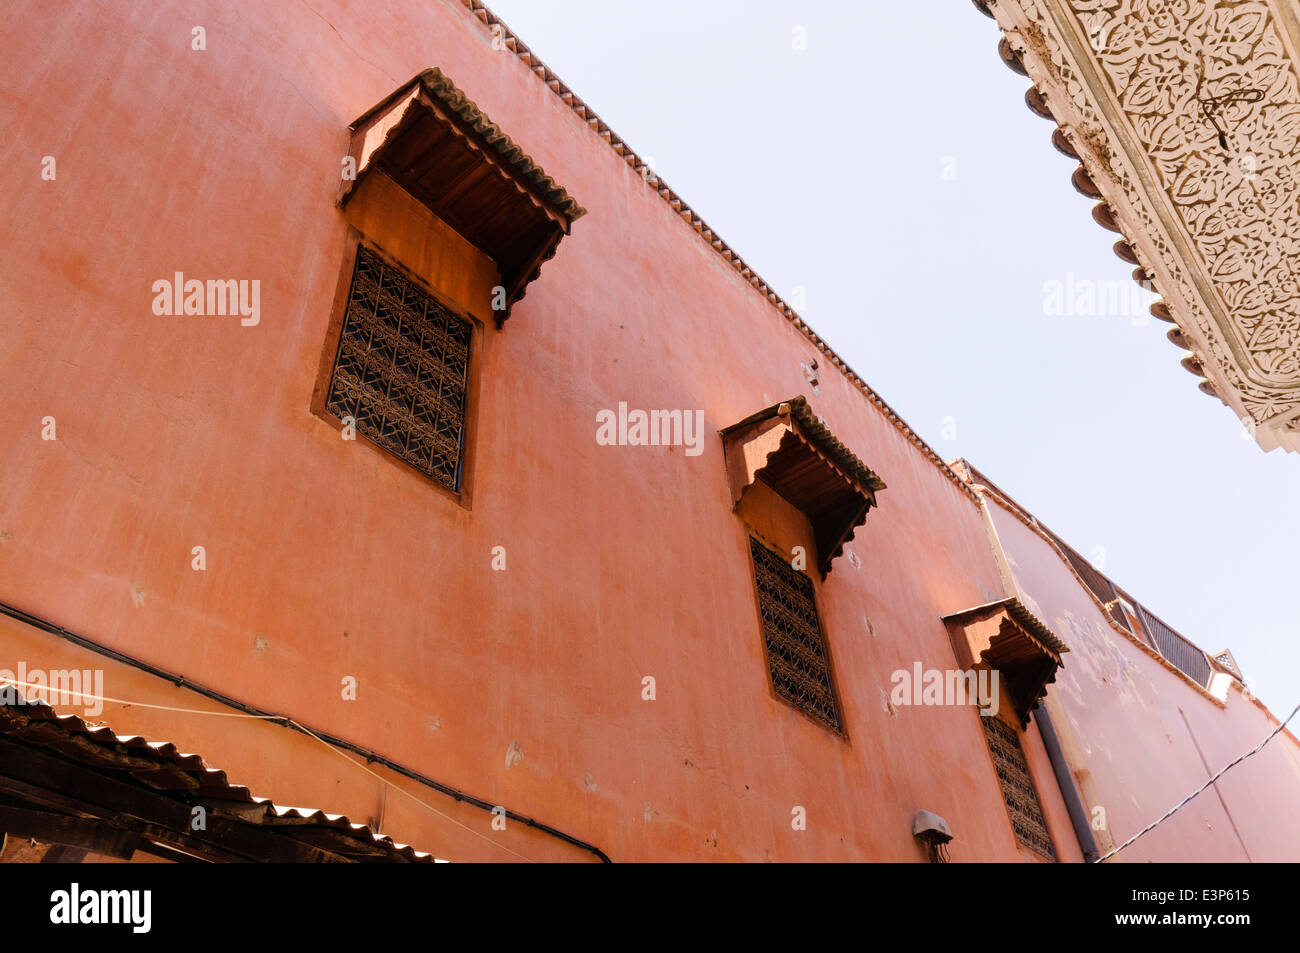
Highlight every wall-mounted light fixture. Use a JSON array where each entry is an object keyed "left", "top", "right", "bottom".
[{"left": 913, "top": 810, "right": 953, "bottom": 863}]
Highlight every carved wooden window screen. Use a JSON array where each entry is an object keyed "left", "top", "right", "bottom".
[
  {"left": 326, "top": 245, "right": 472, "bottom": 491},
  {"left": 749, "top": 536, "right": 842, "bottom": 732},
  {"left": 981, "top": 715, "right": 1056, "bottom": 860}
]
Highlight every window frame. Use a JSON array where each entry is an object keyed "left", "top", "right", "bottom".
[
  {"left": 311, "top": 228, "right": 485, "bottom": 510},
  {"left": 978, "top": 709, "right": 1058, "bottom": 861},
  {"left": 744, "top": 530, "right": 850, "bottom": 741}
]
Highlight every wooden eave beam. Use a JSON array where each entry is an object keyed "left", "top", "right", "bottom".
[
  {"left": 815, "top": 496, "right": 872, "bottom": 578},
  {"left": 0, "top": 804, "right": 141, "bottom": 861},
  {"left": 498, "top": 223, "right": 565, "bottom": 324}
]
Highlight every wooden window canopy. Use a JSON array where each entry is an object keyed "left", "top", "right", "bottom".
[
  {"left": 340, "top": 68, "right": 586, "bottom": 326},
  {"left": 721, "top": 396, "right": 886, "bottom": 576},
  {"left": 942, "top": 598, "right": 1068, "bottom": 726}
]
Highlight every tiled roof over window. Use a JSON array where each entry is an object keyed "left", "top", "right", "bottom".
[
  {"left": 723, "top": 397, "right": 886, "bottom": 576},
  {"left": 341, "top": 68, "right": 585, "bottom": 323},
  {"left": 944, "top": 598, "right": 1066, "bottom": 726}
]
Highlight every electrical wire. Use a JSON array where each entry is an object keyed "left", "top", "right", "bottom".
[
  {"left": 1098, "top": 699, "right": 1300, "bottom": 862},
  {"left": 0, "top": 600, "right": 611, "bottom": 862},
  {"left": 0, "top": 675, "right": 534, "bottom": 862}
]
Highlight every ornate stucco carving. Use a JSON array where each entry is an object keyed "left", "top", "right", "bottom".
[{"left": 985, "top": 0, "right": 1300, "bottom": 452}]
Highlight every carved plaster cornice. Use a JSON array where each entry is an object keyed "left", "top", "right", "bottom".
[{"left": 982, "top": 0, "right": 1300, "bottom": 452}]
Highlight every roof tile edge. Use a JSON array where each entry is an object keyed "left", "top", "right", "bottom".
[{"left": 457, "top": 0, "right": 979, "bottom": 505}]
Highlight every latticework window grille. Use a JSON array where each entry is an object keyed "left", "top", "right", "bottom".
[
  {"left": 749, "top": 536, "right": 842, "bottom": 732},
  {"left": 1138, "top": 605, "right": 1212, "bottom": 688},
  {"left": 326, "top": 245, "right": 472, "bottom": 491},
  {"left": 981, "top": 714, "right": 1056, "bottom": 860}
]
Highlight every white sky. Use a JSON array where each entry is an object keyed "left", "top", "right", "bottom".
[{"left": 486, "top": 0, "right": 1300, "bottom": 717}]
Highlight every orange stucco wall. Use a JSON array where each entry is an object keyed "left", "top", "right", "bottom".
[{"left": 1, "top": 0, "right": 1288, "bottom": 863}]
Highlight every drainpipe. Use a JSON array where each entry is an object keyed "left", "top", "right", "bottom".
[{"left": 1033, "top": 699, "right": 1100, "bottom": 862}]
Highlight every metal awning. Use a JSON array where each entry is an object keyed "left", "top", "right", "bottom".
[{"left": 0, "top": 688, "right": 436, "bottom": 863}]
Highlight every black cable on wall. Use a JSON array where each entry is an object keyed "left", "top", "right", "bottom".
[{"left": 0, "top": 599, "right": 611, "bottom": 863}]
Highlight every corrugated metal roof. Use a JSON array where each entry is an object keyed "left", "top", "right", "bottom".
[{"left": 0, "top": 688, "right": 437, "bottom": 863}]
